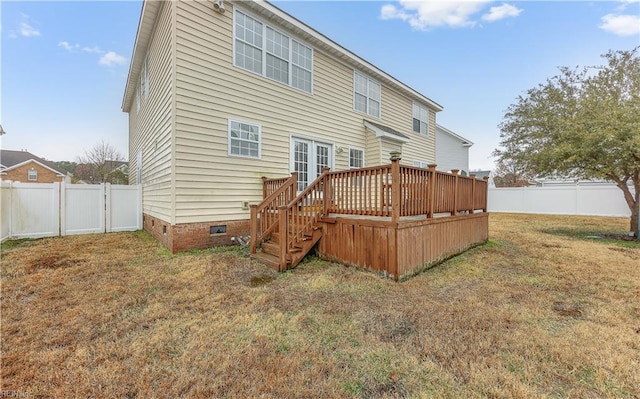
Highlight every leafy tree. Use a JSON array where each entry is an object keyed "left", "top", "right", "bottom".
[
  {"left": 54, "top": 161, "right": 77, "bottom": 175},
  {"left": 76, "top": 141, "right": 128, "bottom": 184},
  {"left": 494, "top": 47, "right": 640, "bottom": 238}
]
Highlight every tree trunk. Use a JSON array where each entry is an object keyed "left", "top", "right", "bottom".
[{"left": 613, "top": 179, "right": 639, "bottom": 239}]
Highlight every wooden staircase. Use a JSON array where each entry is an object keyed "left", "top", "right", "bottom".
[
  {"left": 252, "top": 223, "right": 323, "bottom": 271},
  {"left": 250, "top": 168, "right": 330, "bottom": 272}
]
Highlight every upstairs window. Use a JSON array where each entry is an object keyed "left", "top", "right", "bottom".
[
  {"left": 354, "top": 72, "right": 381, "bottom": 118},
  {"left": 228, "top": 120, "right": 261, "bottom": 159},
  {"left": 234, "top": 10, "right": 313, "bottom": 93},
  {"left": 141, "top": 55, "right": 149, "bottom": 100},
  {"left": 28, "top": 168, "right": 37, "bottom": 181},
  {"left": 412, "top": 103, "right": 429, "bottom": 135}
]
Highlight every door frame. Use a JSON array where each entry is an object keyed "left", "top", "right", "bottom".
[{"left": 289, "top": 134, "right": 335, "bottom": 191}]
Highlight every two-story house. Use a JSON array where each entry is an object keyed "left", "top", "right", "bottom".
[
  {"left": 0, "top": 149, "right": 70, "bottom": 183},
  {"left": 122, "top": 0, "right": 446, "bottom": 253}
]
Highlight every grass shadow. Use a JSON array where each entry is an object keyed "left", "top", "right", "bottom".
[{"left": 540, "top": 227, "right": 640, "bottom": 248}]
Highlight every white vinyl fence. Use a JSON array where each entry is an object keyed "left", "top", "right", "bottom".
[
  {"left": 1, "top": 181, "right": 142, "bottom": 242},
  {"left": 488, "top": 185, "right": 633, "bottom": 217}
]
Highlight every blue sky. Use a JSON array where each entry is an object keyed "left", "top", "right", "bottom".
[{"left": 1, "top": 1, "right": 638, "bottom": 170}]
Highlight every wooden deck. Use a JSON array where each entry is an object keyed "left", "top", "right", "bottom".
[{"left": 250, "top": 160, "right": 489, "bottom": 280}]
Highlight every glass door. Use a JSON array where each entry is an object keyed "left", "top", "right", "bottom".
[{"left": 292, "top": 138, "right": 332, "bottom": 192}]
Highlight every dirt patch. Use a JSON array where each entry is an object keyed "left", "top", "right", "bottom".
[
  {"left": 553, "top": 301, "right": 586, "bottom": 318},
  {"left": 26, "top": 254, "right": 85, "bottom": 272},
  {"left": 249, "top": 275, "right": 276, "bottom": 287}
]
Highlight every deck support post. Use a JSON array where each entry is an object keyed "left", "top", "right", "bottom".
[
  {"left": 470, "top": 174, "right": 476, "bottom": 214},
  {"left": 391, "top": 158, "right": 401, "bottom": 223},
  {"left": 427, "top": 164, "right": 437, "bottom": 218},
  {"left": 288, "top": 172, "right": 298, "bottom": 203},
  {"left": 483, "top": 176, "right": 490, "bottom": 212},
  {"left": 322, "top": 167, "right": 331, "bottom": 216},
  {"left": 278, "top": 206, "right": 288, "bottom": 272},
  {"left": 261, "top": 176, "right": 268, "bottom": 199},
  {"left": 250, "top": 204, "right": 258, "bottom": 254},
  {"left": 451, "top": 169, "right": 459, "bottom": 216}
]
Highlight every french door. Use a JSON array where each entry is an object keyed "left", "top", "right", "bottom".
[{"left": 292, "top": 138, "right": 333, "bottom": 192}]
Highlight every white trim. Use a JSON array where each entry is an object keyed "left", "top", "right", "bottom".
[
  {"left": 28, "top": 168, "right": 38, "bottom": 181},
  {"left": 289, "top": 135, "right": 335, "bottom": 189},
  {"left": 2, "top": 159, "right": 66, "bottom": 177},
  {"left": 413, "top": 160, "right": 429, "bottom": 168},
  {"left": 228, "top": 119, "right": 262, "bottom": 160},
  {"left": 348, "top": 147, "right": 365, "bottom": 169},
  {"left": 363, "top": 120, "right": 409, "bottom": 144},
  {"left": 233, "top": 7, "right": 314, "bottom": 95},
  {"left": 412, "top": 102, "right": 429, "bottom": 136},
  {"left": 353, "top": 71, "right": 381, "bottom": 119},
  {"left": 436, "top": 124, "right": 474, "bottom": 147}
]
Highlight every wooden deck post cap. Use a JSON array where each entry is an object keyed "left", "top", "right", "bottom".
[
  {"left": 451, "top": 169, "right": 460, "bottom": 175},
  {"left": 427, "top": 164, "right": 437, "bottom": 170}
]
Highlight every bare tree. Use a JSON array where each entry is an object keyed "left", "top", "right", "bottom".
[{"left": 77, "top": 141, "right": 127, "bottom": 184}]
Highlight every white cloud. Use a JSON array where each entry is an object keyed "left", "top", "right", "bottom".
[
  {"left": 58, "top": 41, "right": 80, "bottom": 52},
  {"left": 82, "top": 46, "right": 103, "bottom": 54},
  {"left": 599, "top": 13, "right": 640, "bottom": 36},
  {"left": 380, "top": 0, "right": 498, "bottom": 30},
  {"left": 481, "top": 3, "right": 522, "bottom": 22},
  {"left": 99, "top": 51, "right": 127, "bottom": 67},
  {"left": 20, "top": 22, "right": 40, "bottom": 37}
]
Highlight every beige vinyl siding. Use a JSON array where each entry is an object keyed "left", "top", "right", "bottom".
[
  {"left": 172, "top": 1, "right": 438, "bottom": 224},
  {"left": 128, "top": 1, "right": 174, "bottom": 223}
]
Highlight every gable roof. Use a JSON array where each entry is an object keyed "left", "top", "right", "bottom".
[
  {"left": 364, "top": 120, "right": 410, "bottom": 144},
  {"left": 436, "top": 124, "right": 474, "bottom": 147},
  {"left": 122, "top": 0, "right": 444, "bottom": 113},
  {"left": 0, "top": 149, "right": 67, "bottom": 175}
]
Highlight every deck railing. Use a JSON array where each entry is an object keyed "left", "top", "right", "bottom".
[
  {"left": 254, "top": 160, "right": 488, "bottom": 252},
  {"left": 250, "top": 173, "right": 297, "bottom": 253},
  {"left": 318, "top": 161, "right": 488, "bottom": 222}
]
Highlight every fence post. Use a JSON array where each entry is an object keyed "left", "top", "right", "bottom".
[
  {"left": 105, "top": 183, "right": 112, "bottom": 233},
  {"left": 427, "top": 164, "right": 437, "bottom": 218},
  {"left": 322, "top": 167, "right": 331, "bottom": 216},
  {"left": 451, "top": 169, "right": 459, "bottom": 216},
  {"left": 60, "top": 181, "right": 66, "bottom": 236},
  {"left": 470, "top": 174, "right": 476, "bottom": 214},
  {"left": 391, "top": 158, "right": 401, "bottom": 223}
]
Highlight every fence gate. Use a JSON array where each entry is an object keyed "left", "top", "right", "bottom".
[{"left": 0, "top": 181, "right": 142, "bottom": 242}]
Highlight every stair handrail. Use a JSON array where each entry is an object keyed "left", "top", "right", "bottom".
[
  {"left": 250, "top": 172, "right": 297, "bottom": 253},
  {"left": 279, "top": 168, "right": 331, "bottom": 262}
]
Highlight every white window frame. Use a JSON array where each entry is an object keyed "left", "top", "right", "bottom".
[
  {"left": 413, "top": 160, "right": 429, "bottom": 169},
  {"left": 233, "top": 9, "right": 313, "bottom": 94},
  {"left": 136, "top": 87, "right": 141, "bottom": 113},
  {"left": 228, "top": 119, "right": 262, "bottom": 160},
  {"left": 349, "top": 147, "right": 364, "bottom": 169},
  {"left": 353, "top": 71, "right": 381, "bottom": 118},
  {"left": 28, "top": 168, "right": 37, "bottom": 181},
  {"left": 412, "top": 103, "right": 429, "bottom": 136}
]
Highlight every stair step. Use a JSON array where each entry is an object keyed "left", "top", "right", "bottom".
[
  {"left": 251, "top": 252, "right": 281, "bottom": 271},
  {"left": 261, "top": 241, "right": 280, "bottom": 256}
]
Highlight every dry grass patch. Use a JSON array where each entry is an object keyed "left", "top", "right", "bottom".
[{"left": 1, "top": 214, "right": 639, "bottom": 398}]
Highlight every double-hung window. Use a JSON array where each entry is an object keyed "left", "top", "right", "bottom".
[
  {"left": 234, "top": 10, "right": 313, "bottom": 93},
  {"left": 349, "top": 148, "right": 364, "bottom": 169},
  {"left": 229, "top": 120, "right": 261, "bottom": 159},
  {"left": 28, "top": 168, "right": 37, "bottom": 181},
  {"left": 412, "top": 103, "right": 429, "bottom": 135},
  {"left": 413, "top": 160, "right": 429, "bottom": 169},
  {"left": 354, "top": 72, "right": 381, "bottom": 118}
]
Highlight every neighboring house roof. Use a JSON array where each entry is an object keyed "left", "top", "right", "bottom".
[
  {"left": 436, "top": 125, "right": 474, "bottom": 147},
  {"left": 472, "top": 170, "right": 491, "bottom": 180},
  {"left": 364, "top": 120, "right": 410, "bottom": 144},
  {"left": 0, "top": 149, "right": 67, "bottom": 176},
  {"left": 122, "top": 0, "right": 444, "bottom": 113}
]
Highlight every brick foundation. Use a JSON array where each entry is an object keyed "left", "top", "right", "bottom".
[{"left": 143, "top": 213, "right": 250, "bottom": 253}]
